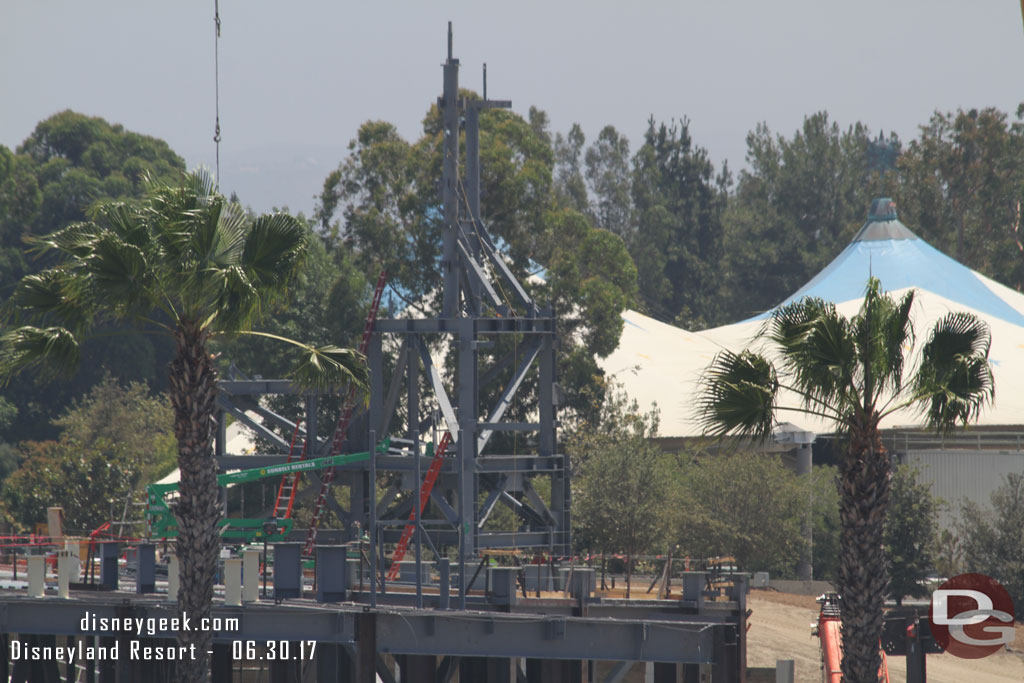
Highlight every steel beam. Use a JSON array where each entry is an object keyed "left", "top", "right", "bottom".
[
  {"left": 216, "top": 399, "right": 292, "bottom": 452},
  {"left": 374, "top": 318, "right": 553, "bottom": 334},
  {"left": 418, "top": 340, "right": 459, "bottom": 441},
  {"left": 440, "top": 23, "right": 460, "bottom": 319},
  {"left": 478, "top": 339, "right": 541, "bottom": 453},
  {"left": 0, "top": 595, "right": 740, "bottom": 667}
]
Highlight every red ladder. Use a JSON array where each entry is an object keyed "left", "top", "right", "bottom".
[
  {"left": 270, "top": 420, "right": 307, "bottom": 520},
  {"left": 385, "top": 431, "right": 452, "bottom": 581},
  {"left": 302, "top": 270, "right": 388, "bottom": 557}
]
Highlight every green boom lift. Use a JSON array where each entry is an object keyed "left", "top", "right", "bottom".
[{"left": 146, "top": 441, "right": 388, "bottom": 543}]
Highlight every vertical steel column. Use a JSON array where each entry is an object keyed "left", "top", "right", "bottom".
[
  {"left": 215, "top": 411, "right": 226, "bottom": 458},
  {"left": 365, "top": 320, "right": 383, "bottom": 602},
  {"left": 465, "top": 107, "right": 481, "bottom": 244},
  {"left": 211, "top": 642, "right": 232, "bottom": 682},
  {"left": 316, "top": 644, "right": 348, "bottom": 683},
  {"left": 457, "top": 317, "right": 478, "bottom": 608},
  {"left": 539, "top": 318, "right": 567, "bottom": 552},
  {"left": 270, "top": 651, "right": 301, "bottom": 683},
  {"left": 438, "top": 558, "right": 450, "bottom": 609},
  {"left": 409, "top": 342, "right": 423, "bottom": 608},
  {"left": 356, "top": 613, "right": 377, "bottom": 683},
  {"left": 98, "top": 636, "right": 116, "bottom": 682},
  {"left": 399, "top": 655, "right": 438, "bottom": 683},
  {"left": 464, "top": 105, "right": 483, "bottom": 312},
  {"left": 526, "top": 658, "right": 584, "bottom": 683},
  {"left": 306, "top": 393, "right": 318, "bottom": 456},
  {"left": 216, "top": 409, "right": 228, "bottom": 548},
  {"left": 441, "top": 22, "right": 460, "bottom": 319},
  {"left": 460, "top": 657, "right": 516, "bottom": 682},
  {"left": 368, "top": 331, "right": 385, "bottom": 442},
  {"left": 653, "top": 662, "right": 682, "bottom": 683},
  {"left": 369, "top": 429, "right": 378, "bottom": 608}
]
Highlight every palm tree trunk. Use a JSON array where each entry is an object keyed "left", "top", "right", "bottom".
[
  {"left": 169, "top": 321, "right": 220, "bottom": 683},
  {"left": 838, "top": 425, "right": 891, "bottom": 683}
]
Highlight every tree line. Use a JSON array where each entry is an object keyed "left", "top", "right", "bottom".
[{"left": 1, "top": 101, "right": 1022, "bottom": 599}]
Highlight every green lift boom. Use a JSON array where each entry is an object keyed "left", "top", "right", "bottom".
[{"left": 146, "top": 441, "right": 388, "bottom": 543}]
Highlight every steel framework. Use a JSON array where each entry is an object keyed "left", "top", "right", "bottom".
[{"left": 213, "top": 24, "right": 570, "bottom": 608}]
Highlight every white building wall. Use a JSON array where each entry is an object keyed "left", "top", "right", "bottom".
[{"left": 903, "top": 449, "right": 1024, "bottom": 530}]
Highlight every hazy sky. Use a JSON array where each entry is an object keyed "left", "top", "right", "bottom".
[{"left": 3, "top": 1, "right": 1022, "bottom": 216}]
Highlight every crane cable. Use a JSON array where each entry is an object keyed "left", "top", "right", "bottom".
[{"left": 213, "top": 0, "right": 222, "bottom": 182}]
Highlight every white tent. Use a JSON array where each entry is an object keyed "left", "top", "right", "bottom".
[
  {"left": 602, "top": 200, "right": 1024, "bottom": 438},
  {"left": 154, "top": 412, "right": 258, "bottom": 485}
]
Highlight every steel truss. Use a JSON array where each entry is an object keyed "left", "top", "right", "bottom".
[{"left": 214, "top": 25, "right": 570, "bottom": 608}]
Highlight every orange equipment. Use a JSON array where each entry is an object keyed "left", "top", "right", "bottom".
[
  {"left": 385, "top": 431, "right": 452, "bottom": 582},
  {"left": 813, "top": 593, "right": 889, "bottom": 683}
]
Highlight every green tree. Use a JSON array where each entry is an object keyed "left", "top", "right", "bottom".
[
  {"left": 12, "top": 110, "right": 184, "bottom": 242},
  {"left": 553, "top": 123, "right": 589, "bottom": 215},
  {"left": 811, "top": 465, "right": 842, "bottom": 582},
  {"left": 720, "top": 114, "right": 896, "bottom": 321},
  {"left": 896, "top": 107, "right": 1024, "bottom": 289},
  {"left": 569, "top": 389, "right": 668, "bottom": 597},
  {"left": 630, "top": 117, "right": 728, "bottom": 329},
  {"left": 1, "top": 378, "right": 176, "bottom": 533},
  {"left": 53, "top": 374, "right": 177, "bottom": 486},
  {"left": 317, "top": 100, "right": 637, "bottom": 424},
  {"left": 698, "top": 278, "right": 993, "bottom": 682},
  {"left": 0, "top": 169, "right": 365, "bottom": 683},
  {"left": 672, "top": 451, "right": 804, "bottom": 576},
  {"left": 1, "top": 439, "right": 140, "bottom": 532},
  {"left": 585, "top": 125, "right": 633, "bottom": 238},
  {"left": 1, "top": 111, "right": 186, "bottom": 444},
  {"left": 883, "top": 465, "right": 939, "bottom": 605},
  {"left": 541, "top": 208, "right": 637, "bottom": 422},
  {"left": 933, "top": 528, "right": 964, "bottom": 579},
  {"left": 958, "top": 473, "right": 1024, "bottom": 607}
]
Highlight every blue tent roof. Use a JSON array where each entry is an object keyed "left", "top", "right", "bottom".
[{"left": 753, "top": 199, "right": 1024, "bottom": 327}]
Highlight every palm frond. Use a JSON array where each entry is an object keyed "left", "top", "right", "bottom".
[
  {"left": 90, "top": 201, "right": 151, "bottom": 251},
  {"left": 0, "top": 326, "right": 80, "bottom": 384},
  {"left": 232, "top": 331, "right": 368, "bottom": 393},
  {"left": 186, "top": 195, "right": 226, "bottom": 266},
  {"left": 208, "top": 200, "right": 249, "bottom": 266},
  {"left": 912, "top": 312, "right": 994, "bottom": 432},
  {"left": 7, "top": 270, "right": 95, "bottom": 332},
  {"left": 87, "top": 232, "right": 153, "bottom": 316},
  {"left": 208, "top": 266, "right": 260, "bottom": 331},
  {"left": 852, "top": 278, "right": 915, "bottom": 402},
  {"left": 24, "top": 221, "right": 99, "bottom": 258},
  {"left": 765, "top": 298, "right": 857, "bottom": 412},
  {"left": 290, "top": 344, "right": 368, "bottom": 393},
  {"left": 242, "top": 213, "right": 307, "bottom": 290},
  {"left": 186, "top": 166, "right": 217, "bottom": 204},
  {"left": 697, "top": 349, "right": 778, "bottom": 440},
  {"left": 147, "top": 169, "right": 215, "bottom": 264}
]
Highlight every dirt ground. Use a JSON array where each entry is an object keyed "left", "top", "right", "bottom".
[{"left": 747, "top": 590, "right": 1024, "bottom": 683}]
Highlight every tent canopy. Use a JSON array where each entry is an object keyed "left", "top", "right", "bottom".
[{"left": 602, "top": 199, "right": 1024, "bottom": 437}]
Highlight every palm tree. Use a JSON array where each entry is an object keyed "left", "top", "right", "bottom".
[
  {"left": 1, "top": 170, "right": 365, "bottom": 682},
  {"left": 698, "top": 278, "right": 992, "bottom": 682}
]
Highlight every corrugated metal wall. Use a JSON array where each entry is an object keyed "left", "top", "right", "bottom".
[{"left": 902, "top": 450, "right": 1024, "bottom": 530}]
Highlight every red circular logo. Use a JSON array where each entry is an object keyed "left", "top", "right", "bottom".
[{"left": 929, "top": 573, "right": 1016, "bottom": 658}]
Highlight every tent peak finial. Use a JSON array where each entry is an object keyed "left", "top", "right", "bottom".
[
  {"left": 868, "top": 198, "right": 898, "bottom": 222},
  {"left": 852, "top": 199, "right": 917, "bottom": 242}
]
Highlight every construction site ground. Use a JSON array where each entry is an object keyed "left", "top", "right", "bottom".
[{"left": 747, "top": 590, "right": 1024, "bottom": 683}]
